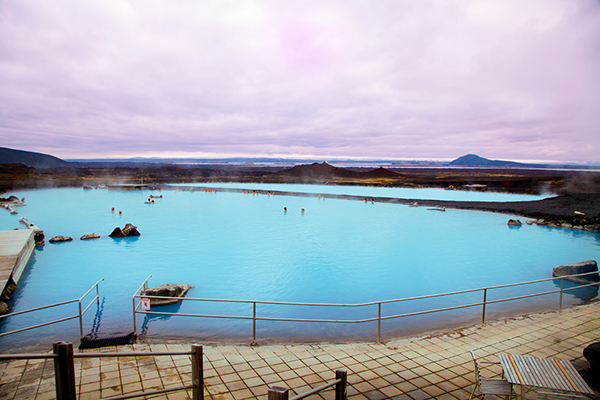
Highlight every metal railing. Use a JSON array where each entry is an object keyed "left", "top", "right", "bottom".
[
  {"left": 268, "top": 369, "right": 347, "bottom": 400},
  {"left": 0, "top": 342, "right": 203, "bottom": 400},
  {"left": 132, "top": 272, "right": 599, "bottom": 344},
  {"left": 0, "top": 342, "right": 345, "bottom": 400},
  {"left": 0, "top": 278, "right": 104, "bottom": 339}
]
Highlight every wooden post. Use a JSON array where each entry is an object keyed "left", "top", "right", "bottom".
[
  {"left": 192, "top": 344, "right": 204, "bottom": 400},
  {"left": 268, "top": 386, "right": 289, "bottom": 400},
  {"left": 53, "top": 342, "right": 76, "bottom": 400},
  {"left": 335, "top": 369, "right": 347, "bottom": 400}
]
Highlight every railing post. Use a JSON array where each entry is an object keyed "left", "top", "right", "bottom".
[
  {"left": 377, "top": 303, "right": 381, "bottom": 344},
  {"left": 559, "top": 278, "right": 564, "bottom": 311},
  {"left": 96, "top": 282, "right": 100, "bottom": 304},
  {"left": 481, "top": 289, "right": 487, "bottom": 325},
  {"left": 268, "top": 386, "right": 289, "bottom": 400},
  {"left": 252, "top": 302, "right": 257, "bottom": 345},
  {"left": 53, "top": 342, "right": 76, "bottom": 400},
  {"left": 335, "top": 369, "right": 347, "bottom": 400},
  {"left": 78, "top": 300, "right": 84, "bottom": 339},
  {"left": 192, "top": 344, "right": 204, "bottom": 400},
  {"left": 133, "top": 296, "right": 137, "bottom": 335}
]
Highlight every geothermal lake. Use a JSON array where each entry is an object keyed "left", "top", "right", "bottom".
[{"left": 0, "top": 185, "right": 598, "bottom": 350}]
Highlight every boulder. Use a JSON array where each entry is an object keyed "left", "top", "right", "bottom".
[
  {"left": 584, "top": 342, "right": 600, "bottom": 377},
  {"left": 507, "top": 219, "right": 522, "bottom": 226},
  {"left": 80, "top": 233, "right": 100, "bottom": 240},
  {"left": 109, "top": 223, "right": 141, "bottom": 238},
  {"left": 122, "top": 223, "right": 140, "bottom": 236},
  {"left": 140, "top": 283, "right": 193, "bottom": 306},
  {"left": 109, "top": 227, "right": 125, "bottom": 237},
  {"left": 553, "top": 260, "right": 599, "bottom": 284},
  {"left": 49, "top": 235, "right": 73, "bottom": 243},
  {"left": 0, "top": 302, "right": 9, "bottom": 315}
]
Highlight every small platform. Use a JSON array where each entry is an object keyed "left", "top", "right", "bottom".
[{"left": 0, "top": 229, "right": 35, "bottom": 293}]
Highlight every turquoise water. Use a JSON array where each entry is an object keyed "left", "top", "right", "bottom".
[
  {"left": 170, "top": 182, "right": 551, "bottom": 202},
  {"left": 0, "top": 187, "right": 597, "bottom": 349}
]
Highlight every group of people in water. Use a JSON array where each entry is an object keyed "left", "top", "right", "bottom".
[
  {"left": 283, "top": 207, "right": 305, "bottom": 214},
  {"left": 243, "top": 190, "right": 277, "bottom": 195},
  {"left": 111, "top": 207, "right": 122, "bottom": 215}
]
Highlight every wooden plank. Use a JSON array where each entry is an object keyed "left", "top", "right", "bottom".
[
  {"left": 516, "top": 355, "right": 539, "bottom": 387},
  {"left": 532, "top": 359, "right": 564, "bottom": 388},
  {"left": 507, "top": 354, "right": 525, "bottom": 384},
  {"left": 539, "top": 357, "right": 571, "bottom": 392},
  {"left": 498, "top": 354, "right": 521, "bottom": 385},
  {"left": 0, "top": 229, "right": 34, "bottom": 292},
  {"left": 555, "top": 358, "right": 594, "bottom": 395},
  {"left": 498, "top": 354, "right": 594, "bottom": 395}
]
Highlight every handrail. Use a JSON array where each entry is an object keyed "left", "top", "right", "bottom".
[
  {"left": 133, "top": 271, "right": 598, "bottom": 309},
  {"left": 291, "top": 378, "right": 342, "bottom": 400},
  {"left": 132, "top": 272, "right": 599, "bottom": 344},
  {"left": 0, "top": 342, "right": 203, "bottom": 400},
  {"left": 269, "top": 369, "right": 347, "bottom": 400},
  {"left": 0, "top": 278, "right": 104, "bottom": 339}
]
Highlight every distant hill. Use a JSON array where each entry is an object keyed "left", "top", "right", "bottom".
[
  {"left": 0, "top": 147, "right": 69, "bottom": 168},
  {"left": 449, "top": 154, "right": 525, "bottom": 167},
  {"left": 279, "top": 162, "right": 399, "bottom": 179}
]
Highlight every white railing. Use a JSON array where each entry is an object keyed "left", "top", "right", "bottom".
[
  {"left": 0, "top": 278, "right": 104, "bottom": 339},
  {"left": 132, "top": 272, "right": 599, "bottom": 344}
]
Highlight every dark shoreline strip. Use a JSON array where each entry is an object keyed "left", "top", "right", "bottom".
[{"left": 156, "top": 184, "right": 600, "bottom": 220}]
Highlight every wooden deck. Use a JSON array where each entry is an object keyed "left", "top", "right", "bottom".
[{"left": 0, "top": 229, "right": 35, "bottom": 293}]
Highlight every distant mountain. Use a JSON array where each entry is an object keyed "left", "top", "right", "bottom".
[
  {"left": 0, "top": 147, "right": 70, "bottom": 168},
  {"left": 449, "top": 154, "right": 525, "bottom": 167},
  {"left": 279, "top": 162, "right": 399, "bottom": 179}
]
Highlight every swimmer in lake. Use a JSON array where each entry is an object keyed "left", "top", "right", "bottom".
[
  {"left": 301, "top": 208, "right": 305, "bottom": 214},
  {"left": 111, "top": 207, "right": 115, "bottom": 212},
  {"left": 284, "top": 207, "right": 287, "bottom": 212},
  {"left": 118, "top": 210, "right": 122, "bottom": 215}
]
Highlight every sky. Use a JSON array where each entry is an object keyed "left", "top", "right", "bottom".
[{"left": 1, "top": 1, "right": 599, "bottom": 163}]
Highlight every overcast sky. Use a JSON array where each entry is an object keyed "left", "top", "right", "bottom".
[{"left": 1, "top": 1, "right": 599, "bottom": 163}]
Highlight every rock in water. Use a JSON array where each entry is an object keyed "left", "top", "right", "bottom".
[
  {"left": 49, "top": 235, "right": 73, "bottom": 243},
  {"left": 109, "top": 227, "right": 124, "bottom": 237},
  {"left": 507, "top": 219, "right": 522, "bottom": 226},
  {"left": 80, "top": 233, "right": 100, "bottom": 240},
  {"left": 109, "top": 223, "right": 141, "bottom": 237},
  {"left": 140, "top": 284, "right": 193, "bottom": 306},
  {"left": 552, "top": 260, "right": 599, "bottom": 284},
  {"left": 122, "top": 223, "right": 140, "bottom": 236}
]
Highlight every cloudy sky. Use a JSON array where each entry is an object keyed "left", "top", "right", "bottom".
[{"left": 1, "top": 0, "right": 599, "bottom": 163}]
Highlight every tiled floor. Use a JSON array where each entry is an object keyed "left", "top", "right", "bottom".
[{"left": 1, "top": 301, "right": 599, "bottom": 399}]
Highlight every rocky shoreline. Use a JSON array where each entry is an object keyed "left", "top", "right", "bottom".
[
  {"left": 2, "top": 162, "right": 599, "bottom": 229},
  {"left": 155, "top": 184, "right": 600, "bottom": 231}
]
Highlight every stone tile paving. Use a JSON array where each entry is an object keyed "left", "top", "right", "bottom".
[{"left": 1, "top": 301, "right": 599, "bottom": 399}]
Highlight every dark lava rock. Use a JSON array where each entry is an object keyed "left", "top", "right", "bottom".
[
  {"left": 553, "top": 260, "right": 599, "bottom": 284},
  {"left": 109, "top": 223, "right": 140, "bottom": 238},
  {"left": 140, "top": 283, "right": 193, "bottom": 306},
  {"left": 49, "top": 235, "right": 73, "bottom": 243}
]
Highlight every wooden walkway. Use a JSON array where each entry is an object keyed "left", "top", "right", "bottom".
[{"left": 0, "top": 229, "right": 35, "bottom": 293}]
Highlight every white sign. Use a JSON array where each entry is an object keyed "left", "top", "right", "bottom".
[{"left": 140, "top": 297, "right": 151, "bottom": 311}]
